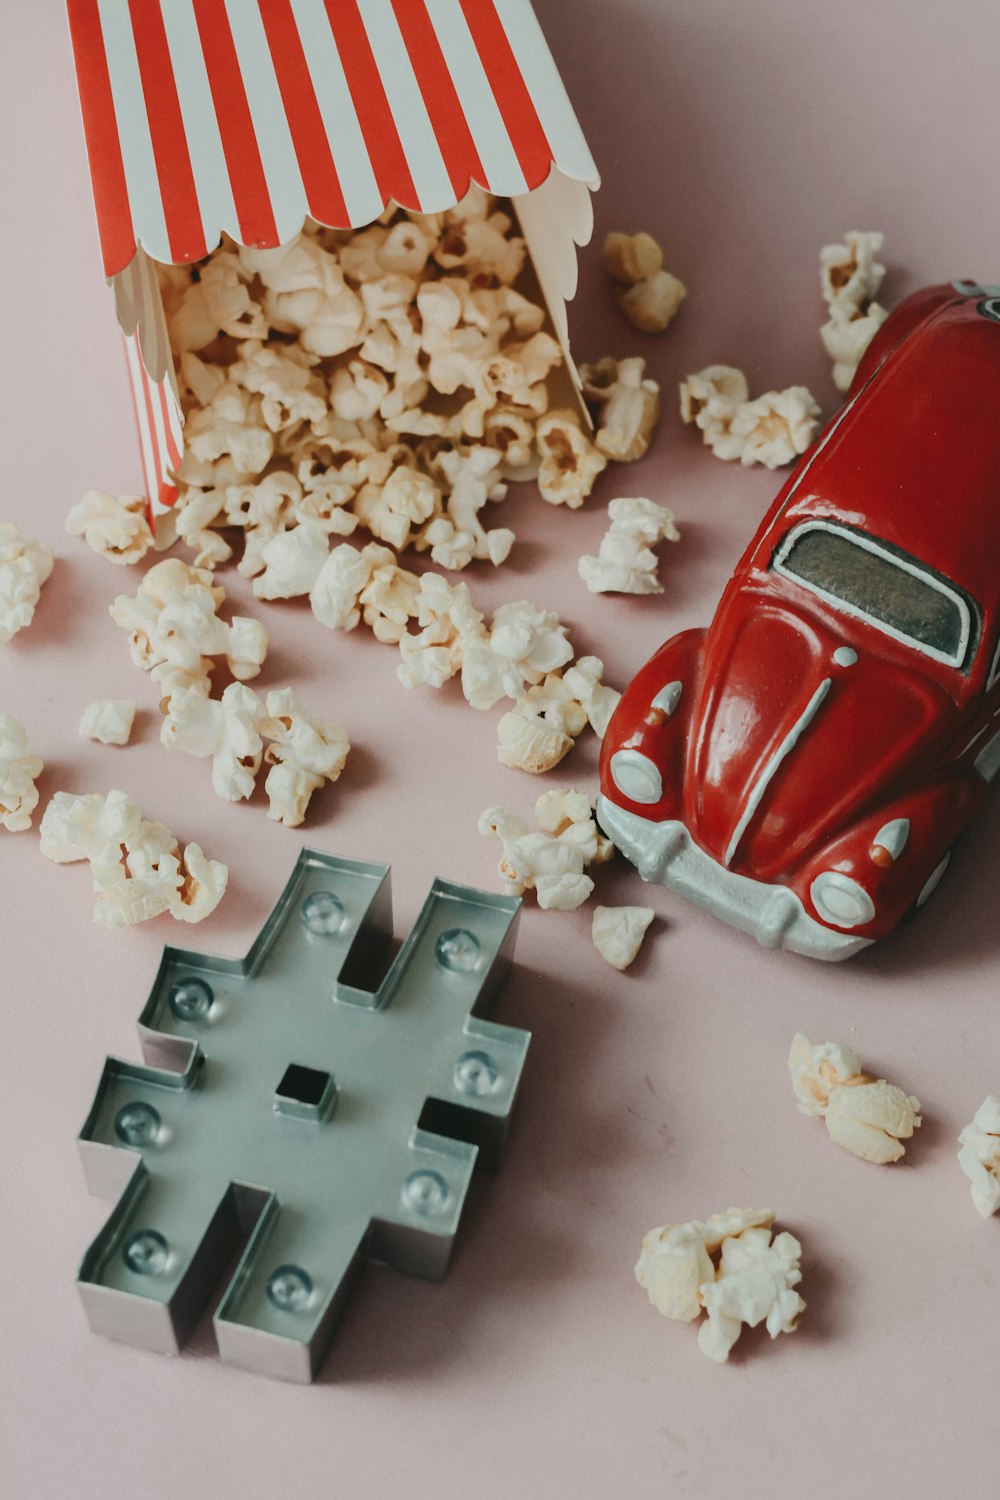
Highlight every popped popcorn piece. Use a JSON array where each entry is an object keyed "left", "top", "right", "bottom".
[
  {"left": 698, "top": 1226, "right": 805, "bottom": 1364},
  {"left": 535, "top": 411, "right": 607, "bottom": 508},
  {"left": 561, "top": 655, "right": 621, "bottom": 739},
  {"left": 578, "top": 496, "right": 680, "bottom": 595},
  {"left": 788, "top": 1032, "right": 863, "bottom": 1117},
  {"left": 820, "top": 301, "right": 888, "bottom": 393},
  {"left": 461, "top": 599, "right": 572, "bottom": 711},
  {"left": 819, "top": 232, "right": 887, "bottom": 391},
  {"left": 957, "top": 1096, "right": 1000, "bottom": 1219},
  {"left": 635, "top": 1208, "right": 804, "bottom": 1364},
  {"left": 495, "top": 708, "right": 573, "bottom": 774},
  {"left": 0, "top": 714, "right": 43, "bottom": 831},
  {"left": 110, "top": 559, "right": 268, "bottom": 693},
  {"left": 619, "top": 269, "right": 687, "bottom": 335},
  {"left": 679, "top": 363, "right": 748, "bottom": 433},
  {"left": 634, "top": 1221, "right": 714, "bottom": 1322},
  {"left": 161, "top": 682, "right": 266, "bottom": 801},
  {"left": 0, "top": 524, "right": 53, "bottom": 648},
  {"left": 681, "top": 369, "right": 820, "bottom": 469},
  {"left": 261, "top": 688, "right": 350, "bottom": 828},
  {"left": 79, "top": 699, "right": 137, "bottom": 747},
  {"left": 824, "top": 1079, "right": 923, "bottom": 1164},
  {"left": 820, "top": 230, "right": 886, "bottom": 312},
  {"left": 591, "top": 905, "right": 654, "bottom": 970},
  {"left": 580, "top": 356, "right": 661, "bottom": 463},
  {"left": 727, "top": 387, "right": 821, "bottom": 469},
  {"left": 494, "top": 655, "right": 620, "bottom": 773},
  {"left": 478, "top": 790, "right": 612, "bottom": 909},
  {"left": 169, "top": 842, "right": 229, "bottom": 924},
  {"left": 788, "top": 1033, "right": 922, "bottom": 1164},
  {"left": 66, "top": 491, "right": 153, "bottom": 566},
  {"left": 310, "top": 541, "right": 381, "bottom": 632},
  {"left": 603, "top": 231, "right": 663, "bottom": 286},
  {"left": 38, "top": 789, "right": 227, "bottom": 927},
  {"left": 397, "top": 573, "right": 483, "bottom": 691},
  {"left": 253, "top": 520, "right": 330, "bottom": 600}
]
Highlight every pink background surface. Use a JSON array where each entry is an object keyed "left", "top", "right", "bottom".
[{"left": 2, "top": 2, "right": 999, "bottom": 1495}]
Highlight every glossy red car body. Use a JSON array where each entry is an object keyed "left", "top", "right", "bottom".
[{"left": 597, "top": 282, "right": 1000, "bottom": 959}]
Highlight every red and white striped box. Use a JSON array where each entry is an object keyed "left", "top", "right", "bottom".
[{"left": 66, "top": 0, "right": 600, "bottom": 528}]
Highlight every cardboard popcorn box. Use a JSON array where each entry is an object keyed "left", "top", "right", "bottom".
[{"left": 66, "top": 0, "right": 600, "bottom": 529}]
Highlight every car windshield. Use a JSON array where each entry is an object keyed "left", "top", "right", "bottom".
[{"left": 772, "top": 522, "right": 974, "bottom": 668}]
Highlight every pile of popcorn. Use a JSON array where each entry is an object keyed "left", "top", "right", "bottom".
[
  {"left": 819, "top": 230, "right": 887, "bottom": 392},
  {"left": 635, "top": 1207, "right": 805, "bottom": 1364},
  {"left": 39, "top": 788, "right": 226, "bottom": 928},
  {"left": 478, "top": 789, "right": 654, "bottom": 970},
  {"left": 151, "top": 192, "right": 654, "bottom": 579},
  {"left": 679, "top": 365, "right": 821, "bottom": 470},
  {"left": 110, "top": 559, "right": 349, "bottom": 826},
  {"left": 788, "top": 1033, "right": 922, "bottom": 1164}
]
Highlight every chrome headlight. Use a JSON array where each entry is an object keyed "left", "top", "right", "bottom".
[
  {"left": 609, "top": 749, "right": 663, "bottom": 805},
  {"left": 809, "top": 871, "right": 876, "bottom": 929}
]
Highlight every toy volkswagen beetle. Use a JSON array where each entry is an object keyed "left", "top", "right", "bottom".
[{"left": 597, "top": 282, "right": 1000, "bottom": 960}]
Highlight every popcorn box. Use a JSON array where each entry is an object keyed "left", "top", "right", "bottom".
[{"left": 66, "top": 0, "right": 600, "bottom": 528}]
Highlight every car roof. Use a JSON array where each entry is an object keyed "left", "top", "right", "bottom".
[{"left": 768, "top": 295, "right": 1000, "bottom": 620}]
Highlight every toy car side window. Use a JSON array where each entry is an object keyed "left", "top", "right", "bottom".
[{"left": 772, "top": 521, "right": 974, "bottom": 670}]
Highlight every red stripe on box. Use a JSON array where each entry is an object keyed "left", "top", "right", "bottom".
[
  {"left": 191, "top": 0, "right": 278, "bottom": 246},
  {"left": 67, "top": 0, "right": 137, "bottom": 277},
  {"left": 457, "top": 0, "right": 552, "bottom": 187},
  {"left": 258, "top": 0, "right": 349, "bottom": 228},
  {"left": 322, "top": 0, "right": 418, "bottom": 209},
  {"left": 127, "top": 0, "right": 206, "bottom": 264},
  {"left": 390, "top": 0, "right": 486, "bottom": 199}
]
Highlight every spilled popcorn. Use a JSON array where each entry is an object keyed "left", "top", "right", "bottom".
[
  {"left": 604, "top": 231, "right": 686, "bottom": 334},
  {"left": 591, "top": 905, "right": 654, "bottom": 970},
  {"left": 635, "top": 1207, "right": 805, "bottom": 1364},
  {"left": 0, "top": 714, "right": 43, "bottom": 832},
  {"left": 0, "top": 523, "right": 53, "bottom": 648},
  {"left": 819, "top": 230, "right": 888, "bottom": 392},
  {"left": 66, "top": 491, "right": 153, "bottom": 567},
  {"left": 957, "top": 1096, "right": 1000, "bottom": 1219},
  {"left": 110, "top": 559, "right": 268, "bottom": 705},
  {"left": 680, "top": 366, "right": 820, "bottom": 469},
  {"left": 39, "top": 789, "right": 226, "bottom": 927},
  {"left": 79, "top": 699, "right": 136, "bottom": 746},
  {"left": 161, "top": 679, "right": 349, "bottom": 826},
  {"left": 578, "top": 496, "right": 680, "bottom": 595},
  {"left": 478, "top": 789, "right": 614, "bottom": 910},
  {"left": 788, "top": 1032, "right": 922, "bottom": 1164},
  {"left": 147, "top": 195, "right": 647, "bottom": 582}
]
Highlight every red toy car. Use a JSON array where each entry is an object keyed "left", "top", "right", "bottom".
[{"left": 598, "top": 281, "right": 1000, "bottom": 960}]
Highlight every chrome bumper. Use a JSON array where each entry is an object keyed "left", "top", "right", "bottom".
[{"left": 595, "top": 796, "right": 872, "bottom": 962}]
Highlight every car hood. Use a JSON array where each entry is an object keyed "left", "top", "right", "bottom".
[{"left": 684, "top": 591, "right": 950, "bottom": 879}]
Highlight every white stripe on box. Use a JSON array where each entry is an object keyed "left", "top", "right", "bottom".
[
  {"left": 358, "top": 0, "right": 456, "bottom": 213},
  {"left": 288, "top": 0, "right": 383, "bottom": 226},
  {"left": 496, "top": 0, "right": 599, "bottom": 184},
  {"left": 145, "top": 357, "right": 173, "bottom": 484},
  {"left": 222, "top": 0, "right": 307, "bottom": 244},
  {"left": 423, "top": 0, "right": 529, "bottom": 197},
  {"left": 159, "top": 0, "right": 241, "bottom": 250},
  {"left": 124, "top": 333, "right": 160, "bottom": 501},
  {"left": 97, "top": 0, "right": 172, "bottom": 264}
]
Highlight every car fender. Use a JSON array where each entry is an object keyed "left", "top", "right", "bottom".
[
  {"left": 599, "top": 628, "right": 707, "bottom": 822},
  {"left": 793, "top": 774, "right": 988, "bottom": 940}
]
